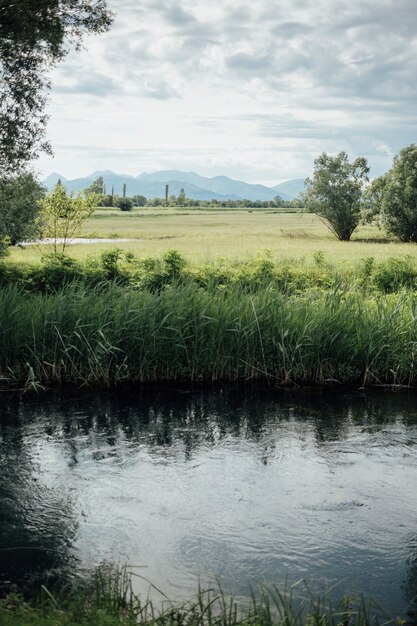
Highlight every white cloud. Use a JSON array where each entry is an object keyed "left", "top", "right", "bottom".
[{"left": 37, "top": 0, "right": 417, "bottom": 182}]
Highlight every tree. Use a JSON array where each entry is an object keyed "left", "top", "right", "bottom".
[
  {"left": 0, "top": 0, "right": 113, "bottom": 175},
  {"left": 99, "top": 193, "right": 114, "bottom": 207},
  {"left": 304, "top": 152, "right": 369, "bottom": 241},
  {"left": 274, "top": 194, "right": 284, "bottom": 208},
  {"left": 37, "top": 183, "right": 96, "bottom": 253},
  {"left": 115, "top": 196, "right": 133, "bottom": 211},
  {"left": 177, "top": 188, "right": 186, "bottom": 205},
  {"left": 363, "top": 144, "right": 417, "bottom": 242},
  {"left": 291, "top": 195, "right": 304, "bottom": 209},
  {"left": 0, "top": 173, "right": 44, "bottom": 247},
  {"left": 86, "top": 176, "right": 104, "bottom": 195},
  {"left": 132, "top": 194, "right": 146, "bottom": 207}
]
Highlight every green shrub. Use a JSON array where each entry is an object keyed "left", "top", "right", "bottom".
[
  {"left": 135, "top": 249, "right": 187, "bottom": 291},
  {"left": 99, "top": 248, "right": 129, "bottom": 281},
  {"left": 373, "top": 256, "right": 417, "bottom": 292},
  {"left": 162, "top": 249, "right": 186, "bottom": 277},
  {"left": 359, "top": 256, "right": 375, "bottom": 285},
  {"left": 26, "top": 254, "right": 84, "bottom": 292},
  {"left": 312, "top": 250, "right": 326, "bottom": 267},
  {"left": 3, "top": 252, "right": 417, "bottom": 297}
]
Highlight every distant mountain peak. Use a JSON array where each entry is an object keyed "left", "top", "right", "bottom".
[
  {"left": 44, "top": 172, "right": 68, "bottom": 184},
  {"left": 43, "top": 169, "right": 305, "bottom": 201},
  {"left": 273, "top": 178, "right": 306, "bottom": 199},
  {"left": 88, "top": 170, "right": 118, "bottom": 178},
  {"left": 137, "top": 169, "right": 197, "bottom": 180}
]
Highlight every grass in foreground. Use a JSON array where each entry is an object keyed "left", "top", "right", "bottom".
[
  {"left": 2, "top": 281, "right": 417, "bottom": 388},
  {"left": 0, "top": 568, "right": 399, "bottom": 626}
]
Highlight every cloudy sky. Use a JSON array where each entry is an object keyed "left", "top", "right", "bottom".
[{"left": 38, "top": 0, "right": 417, "bottom": 185}]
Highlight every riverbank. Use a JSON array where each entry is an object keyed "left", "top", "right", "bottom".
[
  {"left": 0, "top": 570, "right": 401, "bottom": 626},
  {"left": 1, "top": 278, "right": 417, "bottom": 388}
]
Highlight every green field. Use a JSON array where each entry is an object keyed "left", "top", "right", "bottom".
[
  {"left": 3, "top": 206, "right": 417, "bottom": 387},
  {"left": 8, "top": 207, "right": 417, "bottom": 264}
]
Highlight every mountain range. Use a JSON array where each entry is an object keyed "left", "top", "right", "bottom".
[{"left": 43, "top": 170, "right": 306, "bottom": 202}]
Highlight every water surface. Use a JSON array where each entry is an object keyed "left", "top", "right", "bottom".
[{"left": 1, "top": 387, "right": 416, "bottom": 617}]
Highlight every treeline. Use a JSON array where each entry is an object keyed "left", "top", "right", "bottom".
[
  {"left": 128, "top": 195, "right": 301, "bottom": 209},
  {"left": 90, "top": 181, "right": 301, "bottom": 210},
  {"left": 86, "top": 176, "right": 301, "bottom": 209}
]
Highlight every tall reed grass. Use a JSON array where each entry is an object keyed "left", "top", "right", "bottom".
[
  {"left": 1, "top": 281, "right": 417, "bottom": 388},
  {"left": 0, "top": 566, "right": 398, "bottom": 626}
]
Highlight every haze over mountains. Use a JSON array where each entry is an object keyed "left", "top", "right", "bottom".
[{"left": 43, "top": 170, "right": 305, "bottom": 202}]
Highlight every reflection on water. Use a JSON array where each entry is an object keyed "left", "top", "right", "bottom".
[{"left": 0, "top": 386, "right": 417, "bottom": 617}]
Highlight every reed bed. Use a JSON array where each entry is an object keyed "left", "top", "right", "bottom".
[
  {"left": 0, "top": 566, "right": 398, "bottom": 626},
  {"left": 1, "top": 281, "right": 417, "bottom": 388}
]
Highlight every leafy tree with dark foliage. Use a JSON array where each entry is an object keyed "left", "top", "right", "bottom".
[
  {"left": 115, "top": 196, "right": 134, "bottom": 211},
  {"left": 0, "top": 173, "right": 45, "bottom": 245},
  {"left": 363, "top": 144, "right": 417, "bottom": 242},
  {"left": 132, "top": 194, "right": 146, "bottom": 207},
  {"left": 0, "top": 0, "right": 113, "bottom": 175},
  {"left": 304, "top": 151, "right": 369, "bottom": 241}
]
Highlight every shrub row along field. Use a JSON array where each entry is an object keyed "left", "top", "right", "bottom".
[
  {"left": 1, "top": 279, "right": 417, "bottom": 388},
  {"left": 3, "top": 249, "right": 417, "bottom": 294}
]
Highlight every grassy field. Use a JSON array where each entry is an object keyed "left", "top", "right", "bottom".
[{"left": 8, "top": 207, "right": 417, "bottom": 264}]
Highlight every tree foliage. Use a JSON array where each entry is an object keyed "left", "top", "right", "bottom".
[
  {"left": 0, "top": 0, "right": 113, "bottom": 174},
  {"left": 304, "top": 152, "right": 369, "bottom": 241},
  {"left": 0, "top": 173, "right": 45, "bottom": 248},
  {"left": 363, "top": 144, "right": 417, "bottom": 242},
  {"left": 115, "top": 196, "right": 134, "bottom": 211},
  {"left": 132, "top": 194, "right": 146, "bottom": 207},
  {"left": 86, "top": 176, "right": 104, "bottom": 195},
  {"left": 177, "top": 188, "right": 186, "bottom": 205},
  {"left": 274, "top": 194, "right": 284, "bottom": 208},
  {"left": 37, "top": 183, "right": 96, "bottom": 253}
]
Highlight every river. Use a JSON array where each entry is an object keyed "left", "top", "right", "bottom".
[{"left": 1, "top": 386, "right": 416, "bottom": 618}]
